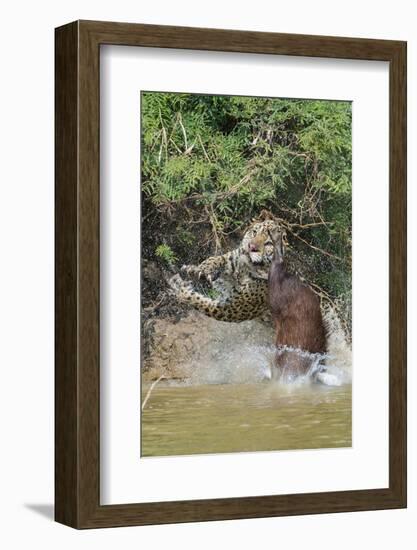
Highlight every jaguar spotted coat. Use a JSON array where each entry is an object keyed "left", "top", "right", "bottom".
[{"left": 168, "top": 212, "right": 284, "bottom": 322}]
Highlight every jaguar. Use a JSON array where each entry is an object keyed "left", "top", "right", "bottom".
[{"left": 168, "top": 211, "right": 285, "bottom": 322}]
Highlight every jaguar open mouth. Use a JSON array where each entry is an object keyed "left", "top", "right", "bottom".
[{"left": 249, "top": 252, "right": 264, "bottom": 265}]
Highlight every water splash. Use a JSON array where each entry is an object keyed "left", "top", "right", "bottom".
[
  {"left": 322, "top": 304, "right": 352, "bottom": 385},
  {"left": 271, "top": 345, "right": 328, "bottom": 385},
  {"left": 181, "top": 342, "right": 274, "bottom": 385},
  {"left": 181, "top": 337, "right": 350, "bottom": 387},
  {"left": 150, "top": 305, "right": 352, "bottom": 388}
]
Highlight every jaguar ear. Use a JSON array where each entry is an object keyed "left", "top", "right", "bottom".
[
  {"left": 257, "top": 209, "right": 275, "bottom": 222},
  {"left": 252, "top": 209, "right": 276, "bottom": 224}
]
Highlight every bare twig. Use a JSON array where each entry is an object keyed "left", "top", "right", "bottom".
[
  {"left": 142, "top": 375, "right": 166, "bottom": 411},
  {"left": 205, "top": 204, "right": 223, "bottom": 253},
  {"left": 168, "top": 115, "right": 179, "bottom": 142},
  {"left": 198, "top": 134, "right": 211, "bottom": 162},
  {"left": 169, "top": 137, "right": 183, "bottom": 155},
  {"left": 273, "top": 216, "right": 342, "bottom": 261},
  {"left": 307, "top": 280, "right": 334, "bottom": 303},
  {"left": 178, "top": 113, "right": 188, "bottom": 150},
  {"left": 149, "top": 129, "right": 162, "bottom": 152},
  {"left": 290, "top": 221, "right": 332, "bottom": 229},
  {"left": 158, "top": 109, "right": 168, "bottom": 164},
  {"left": 184, "top": 142, "right": 195, "bottom": 155},
  {"left": 293, "top": 232, "right": 342, "bottom": 261},
  {"left": 282, "top": 224, "right": 343, "bottom": 262},
  {"left": 251, "top": 131, "right": 261, "bottom": 146}
]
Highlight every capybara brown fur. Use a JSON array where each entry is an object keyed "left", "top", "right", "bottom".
[{"left": 268, "top": 230, "right": 326, "bottom": 381}]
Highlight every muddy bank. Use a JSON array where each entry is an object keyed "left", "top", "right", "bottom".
[{"left": 143, "top": 311, "right": 275, "bottom": 382}]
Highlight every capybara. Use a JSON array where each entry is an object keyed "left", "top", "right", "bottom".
[{"left": 268, "top": 230, "right": 326, "bottom": 381}]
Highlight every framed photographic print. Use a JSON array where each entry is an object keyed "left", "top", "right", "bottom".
[{"left": 55, "top": 20, "right": 407, "bottom": 528}]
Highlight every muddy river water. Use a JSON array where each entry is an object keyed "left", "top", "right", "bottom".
[{"left": 141, "top": 381, "right": 352, "bottom": 457}]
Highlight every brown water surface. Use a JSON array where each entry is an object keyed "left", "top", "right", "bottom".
[{"left": 141, "top": 382, "right": 352, "bottom": 457}]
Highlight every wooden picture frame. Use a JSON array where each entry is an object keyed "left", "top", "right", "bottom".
[{"left": 55, "top": 20, "right": 407, "bottom": 529}]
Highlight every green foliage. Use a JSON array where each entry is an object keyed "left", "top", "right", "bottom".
[
  {"left": 155, "top": 244, "right": 178, "bottom": 265},
  {"left": 204, "top": 287, "right": 222, "bottom": 300},
  {"left": 176, "top": 228, "right": 196, "bottom": 246},
  {"left": 142, "top": 92, "right": 352, "bottom": 327}
]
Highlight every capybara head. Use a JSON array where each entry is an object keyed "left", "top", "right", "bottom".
[{"left": 270, "top": 228, "right": 288, "bottom": 264}]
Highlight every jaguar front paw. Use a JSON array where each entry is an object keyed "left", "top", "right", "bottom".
[
  {"left": 167, "top": 273, "right": 192, "bottom": 294},
  {"left": 180, "top": 264, "right": 219, "bottom": 284},
  {"left": 180, "top": 264, "right": 196, "bottom": 278}
]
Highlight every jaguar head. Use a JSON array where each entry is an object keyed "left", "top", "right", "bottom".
[{"left": 241, "top": 211, "right": 285, "bottom": 265}]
